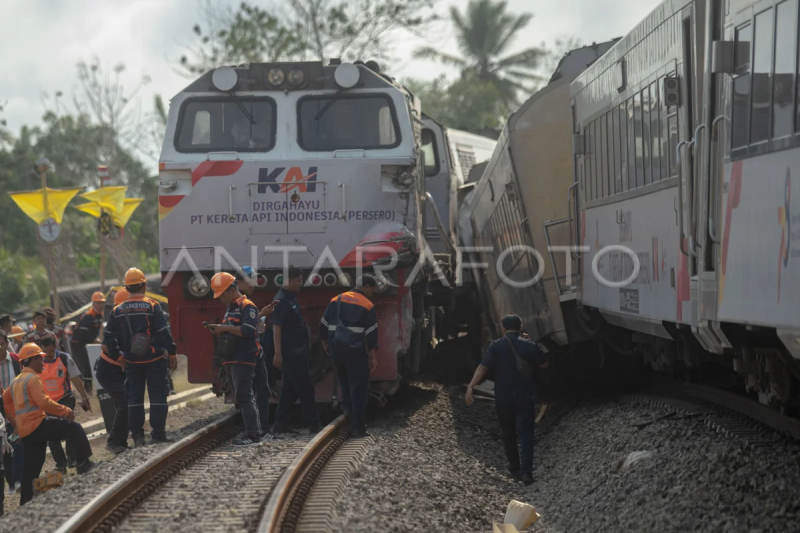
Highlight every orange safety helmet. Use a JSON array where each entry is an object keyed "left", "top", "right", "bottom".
[
  {"left": 91, "top": 291, "right": 107, "bottom": 303},
  {"left": 210, "top": 272, "right": 236, "bottom": 298},
  {"left": 124, "top": 267, "right": 147, "bottom": 286},
  {"left": 18, "top": 343, "right": 46, "bottom": 362},
  {"left": 113, "top": 288, "right": 130, "bottom": 306},
  {"left": 11, "top": 326, "right": 23, "bottom": 335}
]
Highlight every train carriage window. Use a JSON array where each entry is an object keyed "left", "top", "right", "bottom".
[
  {"left": 633, "top": 92, "right": 644, "bottom": 188},
  {"left": 298, "top": 94, "right": 400, "bottom": 151},
  {"left": 732, "top": 24, "right": 752, "bottom": 150},
  {"left": 641, "top": 88, "right": 652, "bottom": 185},
  {"left": 421, "top": 129, "right": 440, "bottom": 176},
  {"left": 649, "top": 81, "right": 662, "bottom": 182},
  {"left": 619, "top": 104, "right": 629, "bottom": 192},
  {"left": 774, "top": 0, "right": 798, "bottom": 139},
  {"left": 611, "top": 107, "right": 620, "bottom": 195},
  {"left": 599, "top": 114, "right": 608, "bottom": 198},
  {"left": 660, "top": 78, "right": 671, "bottom": 179},
  {"left": 589, "top": 121, "right": 598, "bottom": 200},
  {"left": 751, "top": 9, "right": 775, "bottom": 144},
  {"left": 191, "top": 110, "right": 211, "bottom": 144},
  {"left": 176, "top": 98, "right": 276, "bottom": 153},
  {"left": 627, "top": 98, "right": 636, "bottom": 190}
]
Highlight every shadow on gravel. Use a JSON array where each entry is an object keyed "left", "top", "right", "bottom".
[{"left": 446, "top": 386, "right": 511, "bottom": 474}]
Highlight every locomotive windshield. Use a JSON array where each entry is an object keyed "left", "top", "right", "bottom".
[
  {"left": 175, "top": 97, "right": 276, "bottom": 152},
  {"left": 298, "top": 94, "right": 400, "bottom": 151}
]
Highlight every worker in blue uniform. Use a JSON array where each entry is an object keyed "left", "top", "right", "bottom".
[
  {"left": 465, "top": 314, "right": 548, "bottom": 486},
  {"left": 319, "top": 275, "right": 378, "bottom": 437},
  {"left": 271, "top": 266, "right": 322, "bottom": 434},
  {"left": 94, "top": 288, "right": 131, "bottom": 454},
  {"left": 234, "top": 266, "right": 277, "bottom": 431},
  {"left": 104, "top": 268, "right": 177, "bottom": 447}
]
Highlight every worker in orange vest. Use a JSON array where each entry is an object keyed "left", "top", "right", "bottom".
[
  {"left": 94, "top": 288, "right": 130, "bottom": 454},
  {"left": 71, "top": 291, "right": 107, "bottom": 392},
  {"left": 3, "top": 343, "right": 99, "bottom": 505},
  {"left": 37, "top": 334, "right": 92, "bottom": 473}
]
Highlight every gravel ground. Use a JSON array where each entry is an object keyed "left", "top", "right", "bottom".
[
  {"left": 330, "top": 381, "right": 533, "bottom": 532},
  {"left": 0, "top": 396, "right": 231, "bottom": 531},
  {"left": 330, "top": 382, "right": 800, "bottom": 533}
]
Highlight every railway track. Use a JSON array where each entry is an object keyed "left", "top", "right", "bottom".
[
  {"left": 626, "top": 379, "right": 800, "bottom": 447},
  {"left": 54, "top": 414, "right": 354, "bottom": 533}
]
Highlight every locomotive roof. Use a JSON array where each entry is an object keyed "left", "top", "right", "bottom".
[{"left": 179, "top": 61, "right": 406, "bottom": 95}]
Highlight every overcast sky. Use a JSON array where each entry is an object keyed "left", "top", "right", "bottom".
[{"left": 0, "top": 0, "right": 660, "bottom": 140}]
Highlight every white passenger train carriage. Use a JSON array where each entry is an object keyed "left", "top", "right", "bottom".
[{"left": 572, "top": 0, "right": 800, "bottom": 406}]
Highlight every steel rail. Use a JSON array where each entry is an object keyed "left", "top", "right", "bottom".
[
  {"left": 56, "top": 412, "right": 241, "bottom": 533},
  {"left": 257, "top": 415, "right": 348, "bottom": 533},
  {"left": 682, "top": 382, "right": 800, "bottom": 440}
]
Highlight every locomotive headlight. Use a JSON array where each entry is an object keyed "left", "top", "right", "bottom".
[
  {"left": 255, "top": 274, "right": 268, "bottom": 288},
  {"left": 323, "top": 273, "right": 337, "bottom": 287},
  {"left": 274, "top": 273, "right": 284, "bottom": 286},
  {"left": 308, "top": 274, "right": 323, "bottom": 287},
  {"left": 287, "top": 68, "right": 306, "bottom": 87},
  {"left": 267, "top": 68, "right": 285, "bottom": 86},
  {"left": 187, "top": 274, "right": 211, "bottom": 297},
  {"left": 338, "top": 273, "right": 352, "bottom": 287}
]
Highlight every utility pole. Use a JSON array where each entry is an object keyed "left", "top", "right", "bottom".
[{"left": 36, "top": 157, "right": 60, "bottom": 317}]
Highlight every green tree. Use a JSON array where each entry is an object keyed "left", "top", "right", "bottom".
[
  {"left": 179, "top": 0, "right": 439, "bottom": 75},
  {"left": 179, "top": 1, "right": 307, "bottom": 76},
  {"left": 415, "top": 0, "right": 545, "bottom": 111},
  {"left": 404, "top": 75, "right": 505, "bottom": 131}
]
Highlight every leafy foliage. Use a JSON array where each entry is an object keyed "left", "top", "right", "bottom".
[
  {"left": 178, "top": 0, "right": 438, "bottom": 75},
  {"left": 0, "top": 61, "right": 160, "bottom": 313},
  {"left": 404, "top": 75, "right": 505, "bottom": 130},
  {"left": 179, "top": 1, "right": 307, "bottom": 75},
  {"left": 415, "top": 0, "right": 546, "bottom": 111}
]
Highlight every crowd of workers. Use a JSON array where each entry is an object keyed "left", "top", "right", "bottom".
[
  {"left": 0, "top": 264, "right": 382, "bottom": 511},
  {"left": 0, "top": 261, "right": 544, "bottom": 514}
]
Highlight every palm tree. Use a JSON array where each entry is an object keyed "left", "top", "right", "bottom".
[{"left": 414, "top": 0, "right": 545, "bottom": 111}]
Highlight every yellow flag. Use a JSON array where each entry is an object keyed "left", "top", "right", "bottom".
[
  {"left": 80, "top": 186, "right": 127, "bottom": 215},
  {"left": 8, "top": 188, "right": 82, "bottom": 224},
  {"left": 74, "top": 197, "right": 143, "bottom": 228},
  {"left": 115, "top": 198, "right": 144, "bottom": 227}
]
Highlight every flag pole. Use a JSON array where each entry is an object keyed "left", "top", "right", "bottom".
[{"left": 37, "top": 160, "right": 60, "bottom": 317}]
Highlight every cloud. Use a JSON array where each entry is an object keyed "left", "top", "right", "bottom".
[{"left": 1, "top": 0, "right": 662, "bottom": 140}]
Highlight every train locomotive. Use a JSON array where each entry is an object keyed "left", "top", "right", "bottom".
[
  {"left": 157, "top": 60, "right": 494, "bottom": 402},
  {"left": 463, "top": 0, "right": 800, "bottom": 410}
]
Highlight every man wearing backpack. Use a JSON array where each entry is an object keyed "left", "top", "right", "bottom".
[
  {"left": 319, "top": 275, "right": 379, "bottom": 438},
  {"left": 465, "top": 314, "right": 548, "bottom": 486},
  {"left": 104, "top": 268, "right": 177, "bottom": 447}
]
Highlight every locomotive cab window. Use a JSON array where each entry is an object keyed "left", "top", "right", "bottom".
[
  {"left": 175, "top": 98, "right": 276, "bottom": 153},
  {"left": 298, "top": 94, "right": 400, "bottom": 151},
  {"left": 421, "top": 129, "right": 440, "bottom": 176}
]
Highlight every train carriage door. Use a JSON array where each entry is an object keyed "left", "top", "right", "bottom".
[
  {"left": 673, "top": 4, "right": 702, "bottom": 328},
  {"left": 420, "top": 118, "right": 454, "bottom": 254}
]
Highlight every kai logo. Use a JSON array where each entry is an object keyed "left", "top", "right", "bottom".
[{"left": 258, "top": 167, "right": 318, "bottom": 194}]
